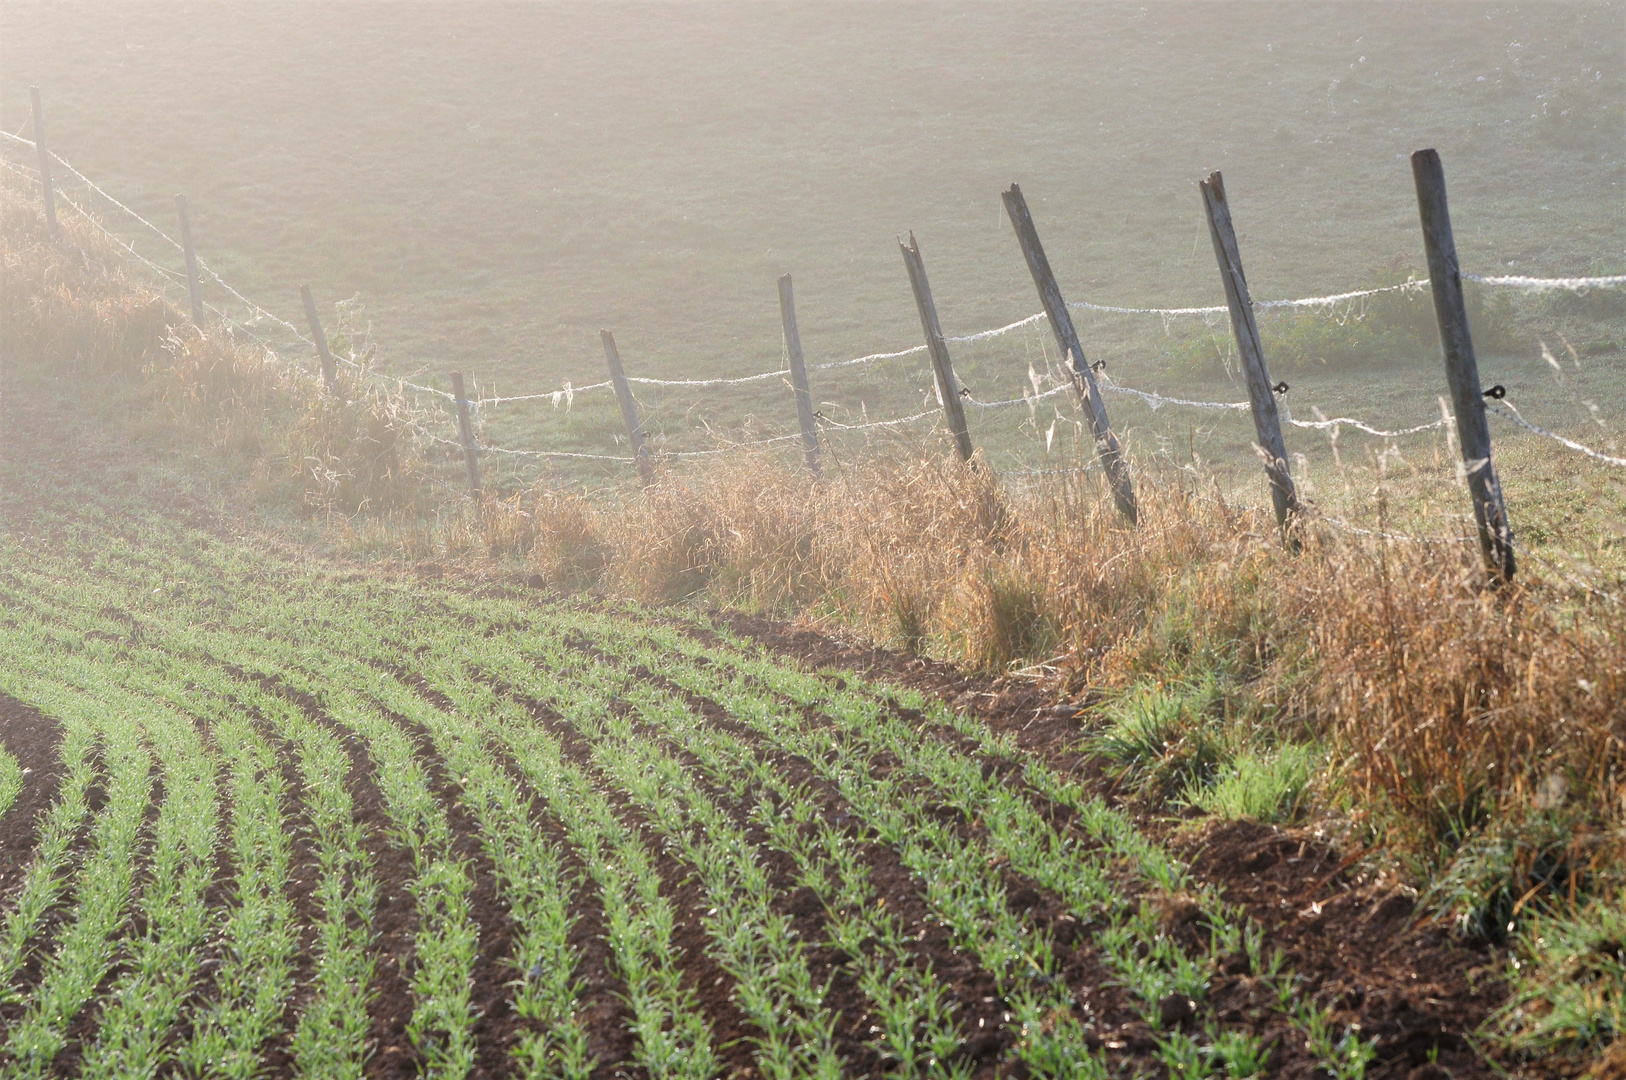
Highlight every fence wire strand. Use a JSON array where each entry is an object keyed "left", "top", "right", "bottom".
[{"left": 7, "top": 135, "right": 1626, "bottom": 484}]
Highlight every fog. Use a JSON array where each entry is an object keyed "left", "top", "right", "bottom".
[{"left": 4, "top": 2, "right": 1620, "bottom": 392}]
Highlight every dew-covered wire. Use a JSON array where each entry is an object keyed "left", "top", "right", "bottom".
[
  {"left": 478, "top": 443, "right": 634, "bottom": 462},
  {"left": 660, "top": 432, "right": 808, "bottom": 457},
  {"left": 0, "top": 153, "right": 40, "bottom": 181},
  {"left": 809, "top": 344, "right": 928, "bottom": 371},
  {"left": 964, "top": 383, "right": 1072, "bottom": 410},
  {"left": 1097, "top": 375, "right": 1250, "bottom": 412},
  {"left": 630, "top": 370, "right": 789, "bottom": 388},
  {"left": 483, "top": 381, "right": 613, "bottom": 406},
  {"left": 1288, "top": 414, "right": 1451, "bottom": 438},
  {"left": 947, "top": 312, "right": 1048, "bottom": 342},
  {"left": 28, "top": 140, "right": 321, "bottom": 347},
  {"left": 1466, "top": 272, "right": 1626, "bottom": 292},
  {"left": 816, "top": 408, "right": 939, "bottom": 431},
  {"left": 1317, "top": 515, "right": 1474, "bottom": 544},
  {"left": 1488, "top": 403, "right": 1626, "bottom": 468}
]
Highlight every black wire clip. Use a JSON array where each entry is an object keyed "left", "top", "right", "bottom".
[
  {"left": 1483, "top": 385, "right": 1506, "bottom": 399},
  {"left": 1272, "top": 381, "right": 1290, "bottom": 395},
  {"left": 1090, "top": 360, "right": 1108, "bottom": 372}
]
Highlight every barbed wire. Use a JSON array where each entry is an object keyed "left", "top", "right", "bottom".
[{"left": 1316, "top": 514, "right": 1475, "bottom": 544}]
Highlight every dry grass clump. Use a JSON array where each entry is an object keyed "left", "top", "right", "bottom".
[
  {"left": 1, "top": 178, "right": 425, "bottom": 514},
  {"left": 480, "top": 450, "right": 1622, "bottom": 891},
  {"left": 1299, "top": 535, "right": 1623, "bottom": 859},
  {"left": 0, "top": 187, "right": 175, "bottom": 380}
]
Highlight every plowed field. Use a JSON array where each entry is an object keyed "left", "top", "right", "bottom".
[{"left": 0, "top": 405, "right": 1510, "bottom": 1080}]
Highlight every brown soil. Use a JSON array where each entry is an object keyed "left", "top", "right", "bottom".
[
  {"left": 371, "top": 696, "right": 524, "bottom": 1080},
  {"left": 1181, "top": 819, "right": 1509, "bottom": 1079},
  {"left": 248, "top": 673, "right": 425, "bottom": 1080},
  {"left": 0, "top": 693, "right": 66, "bottom": 888},
  {"left": 709, "top": 609, "right": 1527, "bottom": 1079},
  {"left": 252, "top": 717, "right": 336, "bottom": 1078},
  {"left": 552, "top": 640, "right": 1172, "bottom": 1078},
  {"left": 0, "top": 693, "right": 75, "bottom": 1044},
  {"left": 516, "top": 693, "right": 763, "bottom": 1077}
]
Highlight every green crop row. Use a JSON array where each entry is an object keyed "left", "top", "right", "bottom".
[
  {"left": 0, "top": 519, "right": 1381, "bottom": 1078},
  {"left": 0, "top": 747, "right": 20, "bottom": 825}
]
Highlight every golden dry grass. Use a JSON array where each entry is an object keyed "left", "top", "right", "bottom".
[
  {"left": 0, "top": 178, "right": 424, "bottom": 514},
  {"left": 463, "top": 450, "right": 1623, "bottom": 884}
]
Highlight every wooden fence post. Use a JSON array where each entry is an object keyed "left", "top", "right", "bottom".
[
  {"left": 1411, "top": 148, "right": 1514, "bottom": 581},
  {"left": 300, "top": 284, "right": 339, "bottom": 391},
  {"left": 1001, "top": 184, "right": 1137, "bottom": 523},
  {"left": 450, "top": 371, "right": 481, "bottom": 494},
  {"left": 898, "top": 233, "right": 974, "bottom": 462},
  {"left": 777, "top": 274, "right": 821, "bottom": 477},
  {"left": 1199, "top": 171, "right": 1298, "bottom": 534},
  {"left": 29, "top": 87, "right": 58, "bottom": 236},
  {"left": 174, "top": 194, "right": 205, "bottom": 326},
  {"left": 600, "top": 330, "right": 654, "bottom": 484}
]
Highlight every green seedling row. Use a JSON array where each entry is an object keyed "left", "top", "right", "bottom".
[
  {"left": 0, "top": 748, "right": 20, "bottom": 826},
  {"left": 0, "top": 520, "right": 1382, "bottom": 1078}
]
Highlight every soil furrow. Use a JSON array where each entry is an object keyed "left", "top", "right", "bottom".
[
  {"left": 250, "top": 718, "right": 334, "bottom": 1079},
  {"left": 370, "top": 664, "right": 642, "bottom": 1080},
  {"left": 251, "top": 673, "right": 423, "bottom": 1080},
  {"left": 514, "top": 691, "right": 761, "bottom": 1078},
  {"left": 703, "top": 611, "right": 1506, "bottom": 1076},
  {"left": 0, "top": 693, "right": 66, "bottom": 873},
  {"left": 369, "top": 697, "right": 522, "bottom": 1080},
  {"left": 613, "top": 661, "right": 1166, "bottom": 1075}
]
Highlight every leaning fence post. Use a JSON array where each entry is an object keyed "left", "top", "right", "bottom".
[
  {"left": 1411, "top": 149, "right": 1514, "bottom": 581},
  {"left": 300, "top": 285, "right": 339, "bottom": 391},
  {"left": 450, "top": 371, "right": 482, "bottom": 494},
  {"left": 899, "top": 233, "right": 974, "bottom": 462},
  {"left": 174, "top": 194, "right": 205, "bottom": 326},
  {"left": 1199, "top": 171, "right": 1298, "bottom": 535},
  {"left": 777, "top": 274, "right": 821, "bottom": 477},
  {"left": 29, "top": 88, "right": 58, "bottom": 236},
  {"left": 600, "top": 330, "right": 654, "bottom": 484},
  {"left": 1001, "top": 184, "right": 1137, "bottom": 523}
]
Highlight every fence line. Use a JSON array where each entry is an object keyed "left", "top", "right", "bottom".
[{"left": 4, "top": 129, "right": 1624, "bottom": 487}]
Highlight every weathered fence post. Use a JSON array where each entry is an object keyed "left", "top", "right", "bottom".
[
  {"left": 300, "top": 284, "right": 339, "bottom": 391},
  {"left": 600, "top": 330, "right": 654, "bottom": 484},
  {"left": 174, "top": 194, "right": 205, "bottom": 326},
  {"left": 777, "top": 274, "right": 821, "bottom": 477},
  {"left": 450, "top": 371, "right": 481, "bottom": 494},
  {"left": 1411, "top": 148, "right": 1515, "bottom": 581},
  {"left": 1001, "top": 184, "right": 1137, "bottom": 523},
  {"left": 29, "top": 87, "right": 58, "bottom": 236},
  {"left": 898, "top": 233, "right": 974, "bottom": 462},
  {"left": 1199, "top": 171, "right": 1298, "bottom": 534}
]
